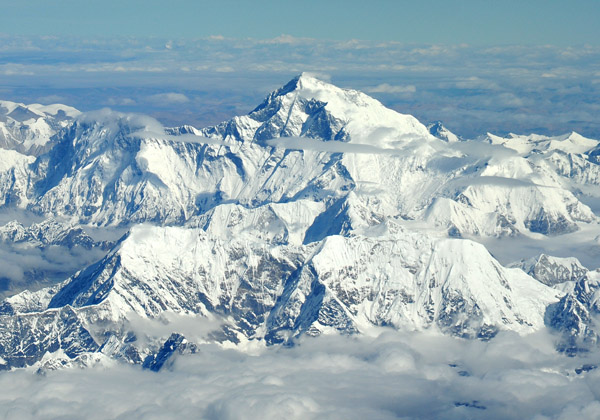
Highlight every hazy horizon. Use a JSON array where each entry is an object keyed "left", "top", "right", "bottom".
[{"left": 1, "top": 34, "right": 599, "bottom": 139}]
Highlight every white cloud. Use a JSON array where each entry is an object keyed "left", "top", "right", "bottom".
[
  {"left": 0, "top": 64, "right": 35, "bottom": 76},
  {"left": 36, "top": 95, "right": 65, "bottom": 104},
  {"left": 333, "top": 39, "right": 371, "bottom": 50},
  {"left": 0, "top": 35, "right": 598, "bottom": 139},
  {"left": 410, "top": 45, "right": 454, "bottom": 56},
  {"left": 0, "top": 330, "right": 599, "bottom": 419},
  {"left": 106, "top": 97, "right": 136, "bottom": 106},
  {"left": 264, "top": 135, "right": 425, "bottom": 154},
  {"left": 0, "top": 241, "right": 108, "bottom": 298},
  {"left": 302, "top": 71, "right": 331, "bottom": 82},
  {"left": 132, "top": 130, "right": 226, "bottom": 146},
  {"left": 148, "top": 93, "right": 190, "bottom": 104},
  {"left": 366, "top": 83, "right": 416, "bottom": 94},
  {"left": 260, "top": 34, "right": 314, "bottom": 45},
  {"left": 214, "top": 66, "right": 234, "bottom": 73},
  {"left": 454, "top": 76, "right": 500, "bottom": 90}
]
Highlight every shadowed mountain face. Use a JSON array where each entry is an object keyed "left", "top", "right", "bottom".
[{"left": 0, "top": 74, "right": 598, "bottom": 371}]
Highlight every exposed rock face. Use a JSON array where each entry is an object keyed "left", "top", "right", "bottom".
[
  {"left": 511, "top": 254, "right": 589, "bottom": 286},
  {"left": 0, "top": 75, "right": 595, "bottom": 236},
  {"left": 0, "top": 74, "right": 598, "bottom": 370},
  {"left": 0, "top": 218, "right": 559, "bottom": 369},
  {"left": 0, "top": 218, "right": 113, "bottom": 250},
  {"left": 545, "top": 272, "right": 600, "bottom": 355},
  {"left": 0, "top": 100, "right": 79, "bottom": 156},
  {"left": 0, "top": 306, "right": 98, "bottom": 370},
  {"left": 142, "top": 333, "right": 198, "bottom": 372},
  {"left": 427, "top": 121, "right": 460, "bottom": 143}
]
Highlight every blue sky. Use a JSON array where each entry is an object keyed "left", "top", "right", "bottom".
[{"left": 2, "top": 0, "right": 599, "bottom": 45}]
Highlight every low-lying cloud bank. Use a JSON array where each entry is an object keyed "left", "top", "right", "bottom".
[
  {"left": 0, "top": 243, "right": 107, "bottom": 297},
  {"left": 1, "top": 330, "right": 599, "bottom": 419},
  {"left": 1, "top": 35, "right": 599, "bottom": 139}
]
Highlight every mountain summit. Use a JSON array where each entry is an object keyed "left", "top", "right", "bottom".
[
  {"left": 0, "top": 75, "right": 599, "bottom": 370},
  {"left": 202, "top": 73, "right": 433, "bottom": 148}
]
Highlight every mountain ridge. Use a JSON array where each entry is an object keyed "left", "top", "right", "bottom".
[{"left": 0, "top": 74, "right": 598, "bottom": 370}]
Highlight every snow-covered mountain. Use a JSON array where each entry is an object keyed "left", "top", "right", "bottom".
[
  {"left": 0, "top": 218, "right": 112, "bottom": 250},
  {"left": 510, "top": 254, "right": 588, "bottom": 286},
  {"left": 427, "top": 121, "right": 460, "bottom": 143},
  {"left": 545, "top": 270, "right": 600, "bottom": 354},
  {"left": 0, "top": 73, "right": 599, "bottom": 370},
  {"left": 0, "top": 214, "right": 559, "bottom": 369},
  {"left": 201, "top": 74, "right": 433, "bottom": 145},
  {"left": 0, "top": 74, "right": 596, "bottom": 237},
  {"left": 0, "top": 101, "right": 79, "bottom": 156}
]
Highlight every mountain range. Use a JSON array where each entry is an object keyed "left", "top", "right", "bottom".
[{"left": 0, "top": 74, "right": 599, "bottom": 371}]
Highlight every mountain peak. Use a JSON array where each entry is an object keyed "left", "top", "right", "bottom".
[
  {"left": 427, "top": 121, "right": 460, "bottom": 142},
  {"left": 214, "top": 74, "right": 432, "bottom": 147},
  {"left": 295, "top": 72, "right": 333, "bottom": 90},
  {"left": 272, "top": 73, "right": 331, "bottom": 93},
  {"left": 252, "top": 73, "right": 344, "bottom": 113},
  {"left": 0, "top": 100, "right": 80, "bottom": 156},
  {"left": 485, "top": 131, "right": 599, "bottom": 155}
]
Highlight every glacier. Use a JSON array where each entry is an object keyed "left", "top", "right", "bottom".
[{"left": 0, "top": 73, "right": 598, "bottom": 372}]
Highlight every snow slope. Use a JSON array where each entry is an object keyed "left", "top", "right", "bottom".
[
  {"left": 0, "top": 74, "right": 598, "bottom": 370},
  {"left": 0, "top": 215, "right": 559, "bottom": 368},
  {"left": 0, "top": 74, "right": 596, "bottom": 239},
  {"left": 0, "top": 100, "right": 79, "bottom": 156}
]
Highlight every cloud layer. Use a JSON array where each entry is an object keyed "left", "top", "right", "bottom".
[
  {"left": 0, "top": 35, "right": 599, "bottom": 139},
  {"left": 0, "top": 330, "right": 599, "bottom": 419}
]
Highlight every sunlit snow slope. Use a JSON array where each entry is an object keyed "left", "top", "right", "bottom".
[{"left": 0, "top": 73, "right": 598, "bottom": 370}]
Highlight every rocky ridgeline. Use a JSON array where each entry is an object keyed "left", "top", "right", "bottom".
[{"left": 0, "top": 74, "right": 598, "bottom": 371}]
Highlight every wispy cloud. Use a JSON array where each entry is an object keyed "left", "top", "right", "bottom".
[
  {"left": 454, "top": 76, "right": 500, "bottom": 90},
  {"left": 106, "top": 97, "right": 136, "bottom": 106},
  {"left": 0, "top": 239, "right": 108, "bottom": 298},
  {"left": 214, "top": 66, "right": 234, "bottom": 73},
  {"left": 36, "top": 95, "right": 66, "bottom": 104},
  {"left": 148, "top": 92, "right": 190, "bottom": 105},
  {"left": 366, "top": 84, "right": 416, "bottom": 94},
  {"left": 259, "top": 34, "right": 315, "bottom": 45},
  {"left": 132, "top": 130, "right": 226, "bottom": 146},
  {"left": 264, "top": 136, "right": 426, "bottom": 154}
]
